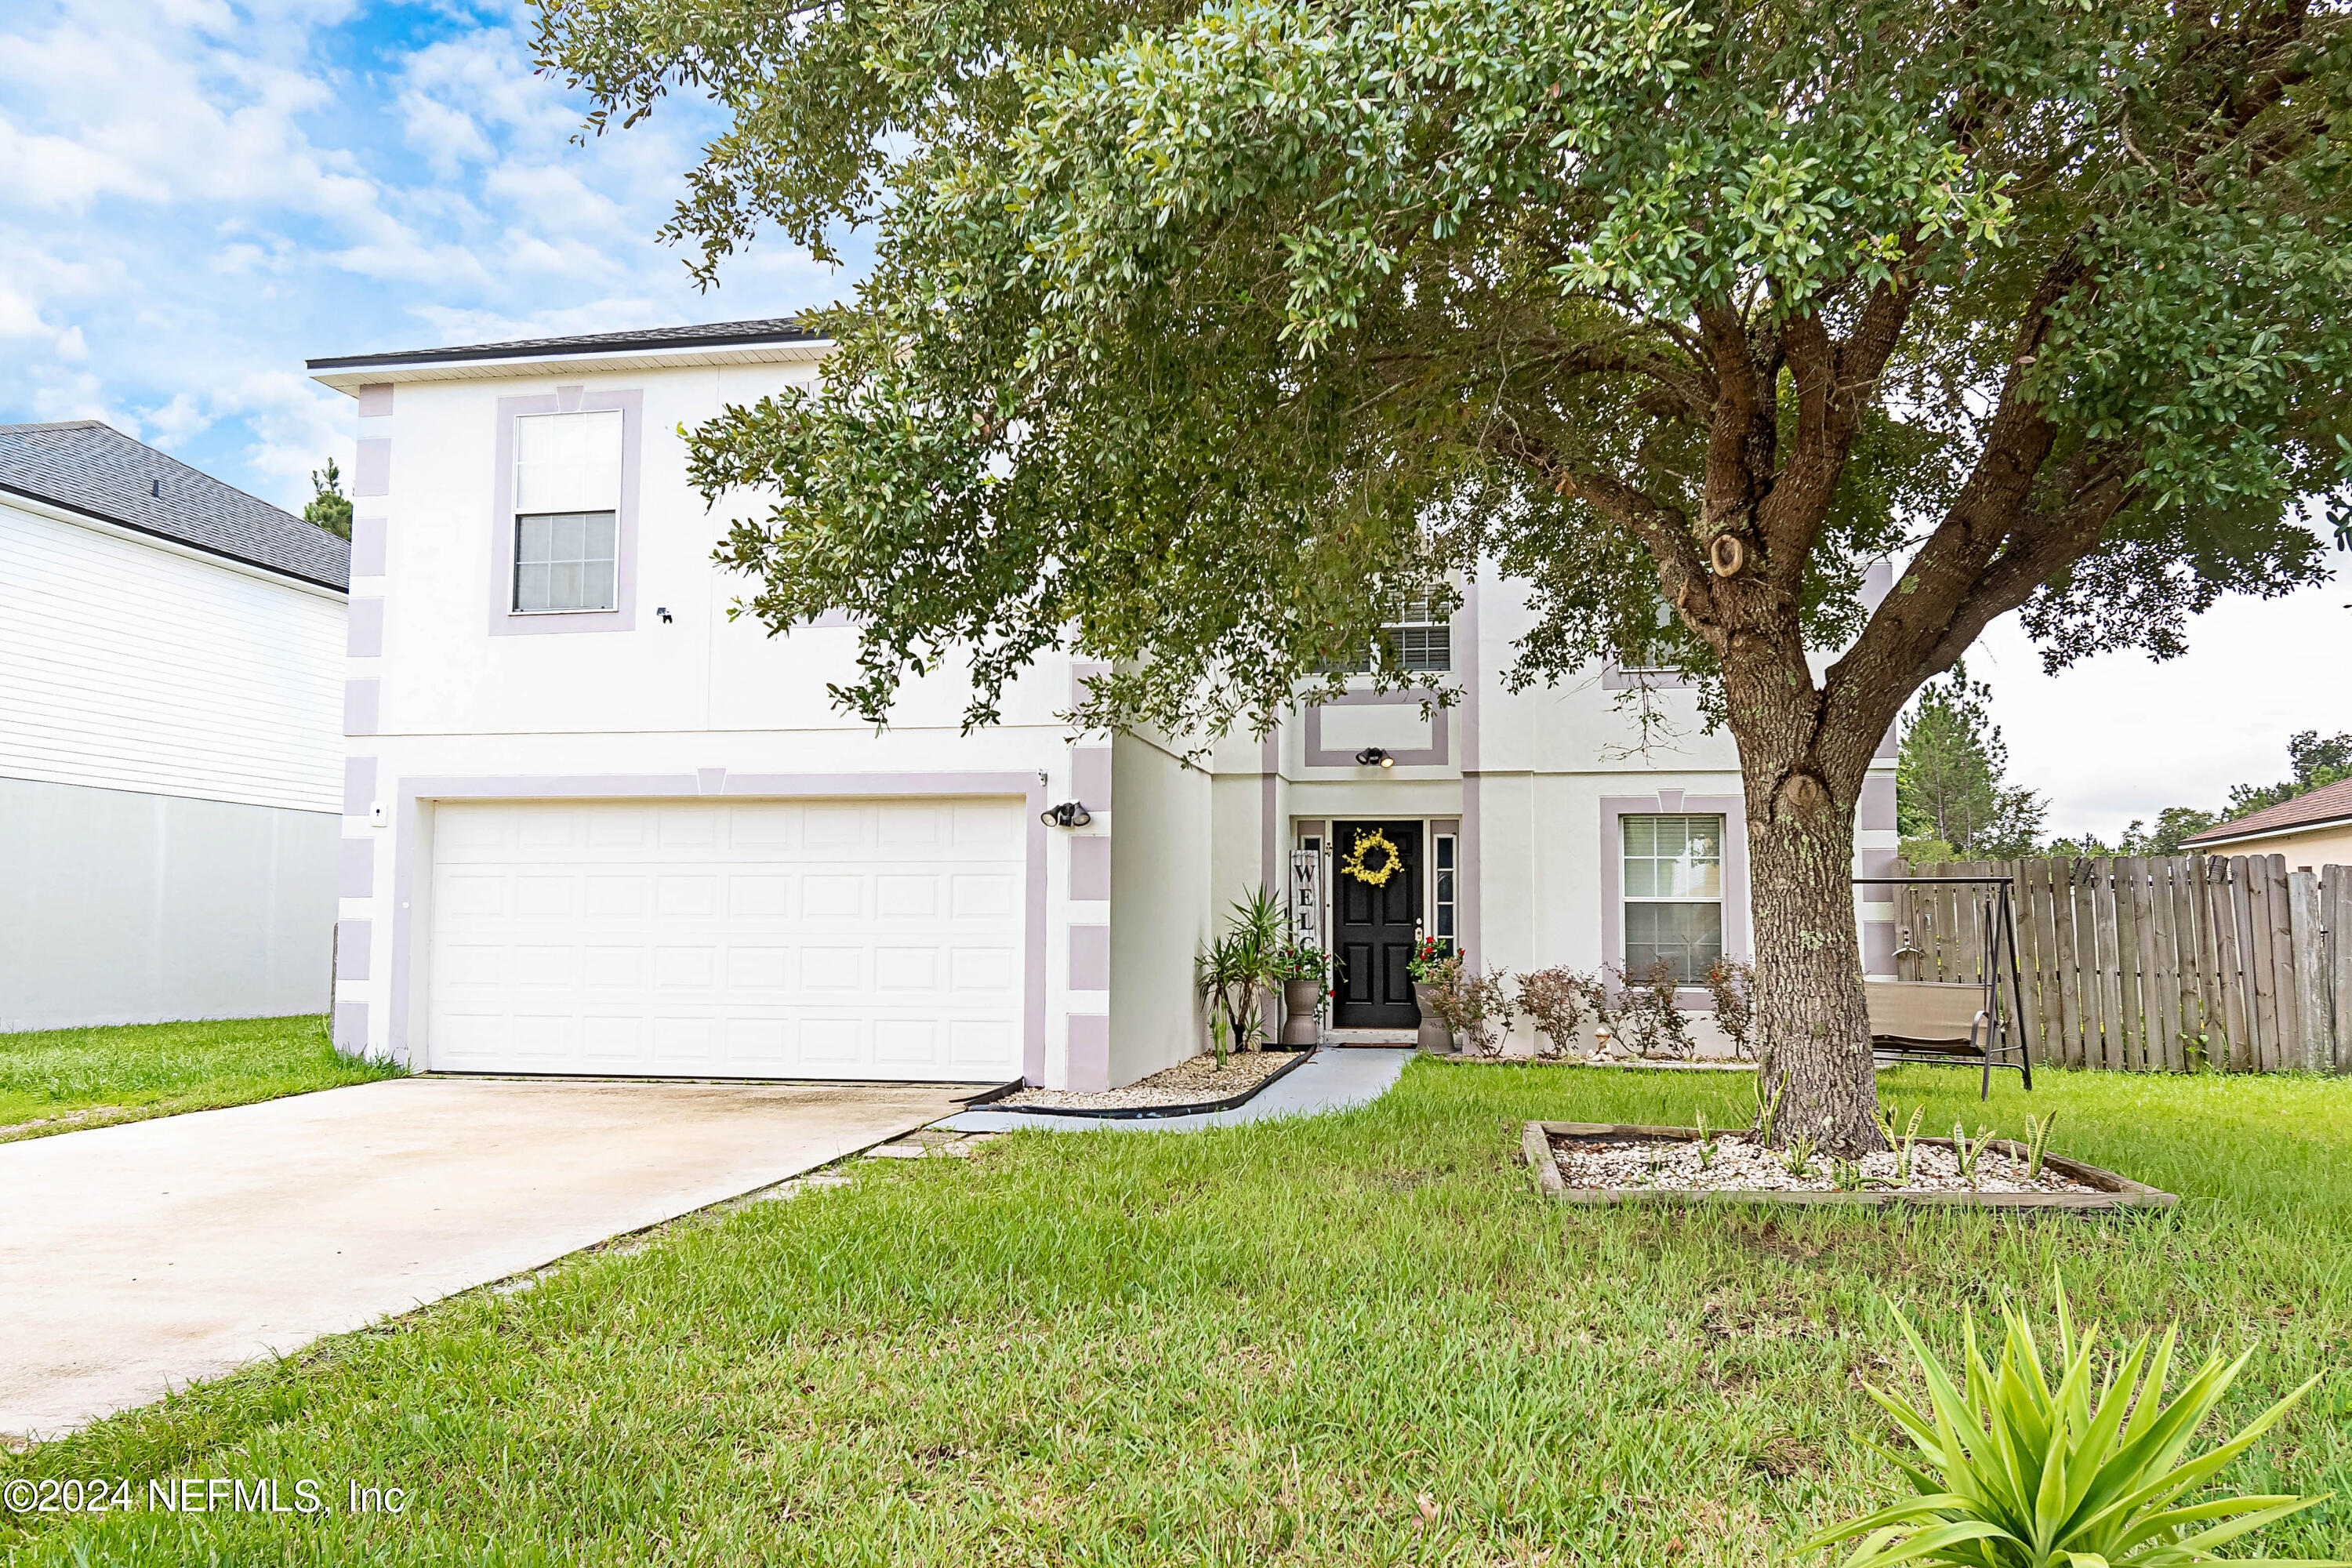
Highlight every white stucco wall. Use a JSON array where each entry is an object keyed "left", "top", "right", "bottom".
[{"left": 1108, "top": 731, "right": 1213, "bottom": 1082}]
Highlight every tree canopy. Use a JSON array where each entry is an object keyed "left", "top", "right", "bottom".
[{"left": 541, "top": 0, "right": 2347, "bottom": 750}]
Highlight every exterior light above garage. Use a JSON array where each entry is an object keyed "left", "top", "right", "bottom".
[
  {"left": 1355, "top": 747, "right": 1395, "bottom": 768},
  {"left": 1040, "top": 800, "right": 1092, "bottom": 827}
]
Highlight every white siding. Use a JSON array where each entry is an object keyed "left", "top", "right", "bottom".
[{"left": 0, "top": 499, "right": 345, "bottom": 813}]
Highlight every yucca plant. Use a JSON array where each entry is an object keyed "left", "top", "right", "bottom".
[{"left": 1807, "top": 1279, "right": 2342, "bottom": 1566}]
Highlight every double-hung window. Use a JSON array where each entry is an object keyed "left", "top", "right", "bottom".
[
  {"left": 1619, "top": 597, "right": 1680, "bottom": 674},
  {"left": 512, "top": 410, "right": 622, "bottom": 614},
  {"left": 1622, "top": 815, "right": 1724, "bottom": 982},
  {"left": 1343, "top": 595, "right": 1451, "bottom": 673}
]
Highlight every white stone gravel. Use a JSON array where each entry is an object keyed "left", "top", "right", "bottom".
[
  {"left": 1555, "top": 1133, "right": 2095, "bottom": 1196},
  {"left": 998, "top": 1049, "right": 1298, "bottom": 1111}
]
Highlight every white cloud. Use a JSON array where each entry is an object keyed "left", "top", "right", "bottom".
[{"left": 0, "top": 0, "right": 843, "bottom": 510}]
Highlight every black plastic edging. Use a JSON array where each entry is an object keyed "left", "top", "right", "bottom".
[
  {"left": 991, "top": 1045, "right": 1318, "bottom": 1120},
  {"left": 954, "top": 1078, "right": 1027, "bottom": 1107}
]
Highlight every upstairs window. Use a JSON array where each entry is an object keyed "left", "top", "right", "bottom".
[
  {"left": 1622, "top": 814, "right": 1723, "bottom": 982},
  {"left": 1618, "top": 597, "right": 1680, "bottom": 674},
  {"left": 1345, "top": 594, "right": 1451, "bottom": 673},
  {"left": 512, "top": 411, "right": 621, "bottom": 613}
]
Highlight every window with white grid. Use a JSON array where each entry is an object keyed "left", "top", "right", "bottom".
[
  {"left": 1346, "top": 594, "right": 1451, "bottom": 673},
  {"left": 1622, "top": 814, "right": 1724, "bottom": 983}
]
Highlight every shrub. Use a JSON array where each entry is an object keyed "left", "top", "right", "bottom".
[
  {"left": 1609, "top": 959, "right": 1695, "bottom": 1059},
  {"left": 1515, "top": 966, "right": 1606, "bottom": 1058},
  {"left": 1421, "top": 960, "right": 1512, "bottom": 1057},
  {"left": 1193, "top": 887, "right": 1285, "bottom": 1065},
  {"left": 1806, "top": 1276, "right": 2339, "bottom": 1567},
  {"left": 1702, "top": 956, "right": 1755, "bottom": 1058}
]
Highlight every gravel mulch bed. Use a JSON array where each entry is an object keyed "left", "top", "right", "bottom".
[
  {"left": 1555, "top": 1132, "right": 2096, "bottom": 1196},
  {"left": 1000, "top": 1049, "right": 1297, "bottom": 1111}
]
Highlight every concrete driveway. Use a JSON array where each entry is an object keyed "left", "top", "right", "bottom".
[{"left": 0, "top": 1076, "right": 965, "bottom": 1440}]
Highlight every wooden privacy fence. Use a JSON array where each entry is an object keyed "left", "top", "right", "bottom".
[{"left": 1893, "top": 856, "right": 2351, "bottom": 1074}]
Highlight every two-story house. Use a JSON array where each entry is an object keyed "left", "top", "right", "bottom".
[{"left": 310, "top": 318, "right": 1897, "bottom": 1091}]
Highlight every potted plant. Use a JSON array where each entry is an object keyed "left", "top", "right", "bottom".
[
  {"left": 1272, "top": 940, "right": 1329, "bottom": 1047},
  {"left": 1406, "top": 935, "right": 1457, "bottom": 1051}
]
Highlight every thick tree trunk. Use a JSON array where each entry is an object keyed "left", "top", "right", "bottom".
[
  {"left": 1723, "top": 666, "right": 1886, "bottom": 1157},
  {"left": 1744, "top": 782, "right": 1883, "bottom": 1155}
]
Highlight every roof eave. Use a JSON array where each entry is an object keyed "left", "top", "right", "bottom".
[
  {"left": 2182, "top": 812, "right": 2352, "bottom": 851},
  {"left": 308, "top": 336, "right": 837, "bottom": 394}
]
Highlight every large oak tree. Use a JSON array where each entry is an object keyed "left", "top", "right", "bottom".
[{"left": 541, "top": 0, "right": 2350, "bottom": 1151}]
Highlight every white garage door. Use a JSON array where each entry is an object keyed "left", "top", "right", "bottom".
[{"left": 426, "top": 797, "right": 1025, "bottom": 1081}]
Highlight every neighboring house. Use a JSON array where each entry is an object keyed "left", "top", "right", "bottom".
[
  {"left": 309, "top": 319, "right": 1895, "bottom": 1089},
  {"left": 2181, "top": 779, "right": 2352, "bottom": 870},
  {"left": 0, "top": 421, "right": 348, "bottom": 1033}
]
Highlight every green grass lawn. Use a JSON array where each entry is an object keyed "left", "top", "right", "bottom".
[
  {"left": 0, "top": 1014, "right": 404, "bottom": 1142},
  {"left": 3, "top": 1061, "right": 2348, "bottom": 1565}
]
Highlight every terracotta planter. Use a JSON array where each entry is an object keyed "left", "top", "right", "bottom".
[
  {"left": 1412, "top": 982, "right": 1454, "bottom": 1051},
  {"left": 1280, "top": 978, "right": 1323, "bottom": 1047}
]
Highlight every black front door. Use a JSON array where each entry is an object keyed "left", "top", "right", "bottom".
[{"left": 1331, "top": 820, "right": 1422, "bottom": 1029}]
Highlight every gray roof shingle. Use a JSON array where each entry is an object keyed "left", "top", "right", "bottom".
[
  {"left": 0, "top": 420, "right": 348, "bottom": 591},
  {"left": 307, "top": 317, "right": 825, "bottom": 372}
]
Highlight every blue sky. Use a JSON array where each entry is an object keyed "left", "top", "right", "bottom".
[
  {"left": 0, "top": 0, "right": 858, "bottom": 510},
  {"left": 2, "top": 0, "right": 2343, "bottom": 837}
]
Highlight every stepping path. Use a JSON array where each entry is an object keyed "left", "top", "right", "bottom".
[{"left": 938, "top": 1047, "right": 1411, "bottom": 1134}]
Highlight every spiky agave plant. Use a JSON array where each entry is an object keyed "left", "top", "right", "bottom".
[{"left": 1807, "top": 1279, "right": 2343, "bottom": 1567}]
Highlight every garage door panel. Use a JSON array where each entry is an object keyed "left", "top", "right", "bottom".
[
  {"left": 950, "top": 946, "right": 1016, "bottom": 993},
  {"left": 586, "top": 875, "right": 646, "bottom": 916},
  {"left": 801, "top": 874, "right": 864, "bottom": 917},
  {"left": 653, "top": 946, "right": 717, "bottom": 990},
  {"left": 728, "top": 875, "right": 791, "bottom": 916},
  {"left": 587, "top": 808, "right": 651, "bottom": 848},
  {"left": 951, "top": 874, "right": 1016, "bottom": 918},
  {"left": 954, "top": 804, "right": 1019, "bottom": 848},
  {"left": 438, "top": 873, "right": 507, "bottom": 916},
  {"left": 512, "top": 945, "right": 577, "bottom": 987},
  {"left": 657, "top": 808, "right": 720, "bottom": 848},
  {"left": 726, "top": 946, "right": 792, "bottom": 989},
  {"left": 582, "top": 1016, "right": 642, "bottom": 1059},
  {"left": 803, "top": 806, "right": 862, "bottom": 847},
  {"left": 798, "top": 1018, "right": 863, "bottom": 1066},
  {"left": 426, "top": 797, "right": 1024, "bottom": 1080},
  {"left": 655, "top": 875, "right": 718, "bottom": 916},
  {"left": 950, "top": 1020, "right": 1014, "bottom": 1068},
  {"left": 879, "top": 805, "right": 943, "bottom": 846}
]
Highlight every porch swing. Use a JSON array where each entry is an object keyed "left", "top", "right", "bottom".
[{"left": 1852, "top": 873, "right": 2033, "bottom": 1099}]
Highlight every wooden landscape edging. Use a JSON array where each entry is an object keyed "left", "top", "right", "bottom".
[
  {"left": 1895, "top": 854, "right": 2347, "bottom": 1076},
  {"left": 1523, "top": 1121, "right": 2177, "bottom": 1212}
]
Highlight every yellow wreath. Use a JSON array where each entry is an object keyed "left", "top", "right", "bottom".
[{"left": 1341, "top": 829, "right": 1404, "bottom": 887}]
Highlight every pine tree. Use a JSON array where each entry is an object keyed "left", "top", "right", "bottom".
[
  {"left": 304, "top": 459, "right": 353, "bottom": 541},
  {"left": 1895, "top": 665, "right": 2048, "bottom": 863}
]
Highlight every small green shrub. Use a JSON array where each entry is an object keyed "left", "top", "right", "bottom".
[{"left": 1807, "top": 1279, "right": 2342, "bottom": 1567}]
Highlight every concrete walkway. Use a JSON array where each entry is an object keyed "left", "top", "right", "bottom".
[
  {"left": 939, "top": 1046, "right": 1411, "bottom": 1134},
  {"left": 0, "top": 1076, "right": 962, "bottom": 1440}
]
